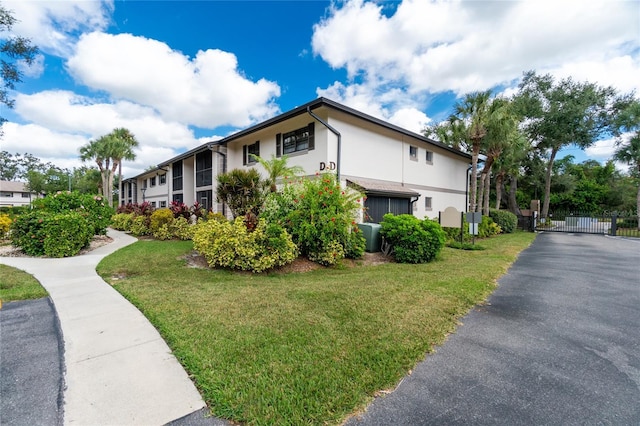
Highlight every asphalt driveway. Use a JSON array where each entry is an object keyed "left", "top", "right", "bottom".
[{"left": 347, "top": 233, "right": 640, "bottom": 425}]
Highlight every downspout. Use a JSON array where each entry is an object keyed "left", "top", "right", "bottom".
[
  {"left": 307, "top": 106, "right": 341, "bottom": 182},
  {"left": 409, "top": 194, "right": 421, "bottom": 213}
]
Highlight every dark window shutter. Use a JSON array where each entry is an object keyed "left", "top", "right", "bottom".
[
  {"left": 243, "top": 145, "right": 247, "bottom": 165},
  {"left": 308, "top": 122, "right": 315, "bottom": 151},
  {"left": 276, "top": 133, "right": 281, "bottom": 157}
]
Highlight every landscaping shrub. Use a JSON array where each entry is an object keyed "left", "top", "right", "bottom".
[
  {"left": 264, "top": 174, "right": 365, "bottom": 266},
  {"left": 0, "top": 206, "right": 29, "bottom": 218},
  {"left": 33, "top": 191, "right": 113, "bottom": 235},
  {"left": 380, "top": 214, "right": 445, "bottom": 263},
  {"left": 129, "top": 215, "right": 151, "bottom": 236},
  {"left": 111, "top": 213, "right": 134, "bottom": 231},
  {"left": 171, "top": 217, "right": 195, "bottom": 240},
  {"left": 10, "top": 211, "right": 48, "bottom": 256},
  {"left": 41, "top": 212, "right": 92, "bottom": 257},
  {"left": 216, "top": 168, "right": 267, "bottom": 218},
  {"left": 192, "top": 217, "right": 297, "bottom": 273},
  {"left": 169, "top": 201, "right": 191, "bottom": 219},
  {"left": 0, "top": 213, "right": 11, "bottom": 238},
  {"left": 617, "top": 217, "right": 640, "bottom": 228},
  {"left": 478, "top": 215, "right": 501, "bottom": 238},
  {"left": 207, "top": 212, "right": 228, "bottom": 223},
  {"left": 489, "top": 209, "right": 517, "bottom": 233},
  {"left": 10, "top": 210, "right": 92, "bottom": 257},
  {"left": 150, "top": 208, "right": 174, "bottom": 233}
]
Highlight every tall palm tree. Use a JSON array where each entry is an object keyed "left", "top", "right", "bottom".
[
  {"left": 79, "top": 135, "right": 114, "bottom": 202},
  {"left": 454, "top": 90, "right": 492, "bottom": 212},
  {"left": 249, "top": 154, "right": 304, "bottom": 193},
  {"left": 110, "top": 128, "right": 139, "bottom": 203},
  {"left": 79, "top": 128, "right": 138, "bottom": 207}
]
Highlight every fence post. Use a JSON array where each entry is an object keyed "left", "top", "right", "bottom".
[{"left": 611, "top": 213, "right": 617, "bottom": 236}]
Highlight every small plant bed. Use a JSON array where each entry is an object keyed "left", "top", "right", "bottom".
[
  {"left": 0, "top": 265, "right": 48, "bottom": 302},
  {"left": 447, "top": 241, "right": 487, "bottom": 250},
  {"left": 97, "top": 232, "right": 536, "bottom": 425}
]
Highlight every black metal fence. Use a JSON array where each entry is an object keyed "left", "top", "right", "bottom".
[{"left": 534, "top": 211, "right": 640, "bottom": 237}]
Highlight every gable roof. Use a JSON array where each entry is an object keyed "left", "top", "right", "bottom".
[
  {"left": 0, "top": 180, "right": 31, "bottom": 193},
  {"left": 158, "top": 97, "right": 471, "bottom": 167}
]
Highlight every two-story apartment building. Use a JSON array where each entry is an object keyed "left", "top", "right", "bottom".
[
  {"left": 120, "top": 98, "right": 471, "bottom": 222},
  {"left": 0, "top": 181, "right": 40, "bottom": 207}
]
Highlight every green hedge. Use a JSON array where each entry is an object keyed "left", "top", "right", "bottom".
[
  {"left": 380, "top": 214, "right": 445, "bottom": 263},
  {"left": 489, "top": 209, "right": 517, "bottom": 233},
  {"left": 11, "top": 211, "right": 92, "bottom": 257}
]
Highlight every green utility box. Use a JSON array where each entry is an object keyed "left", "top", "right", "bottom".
[{"left": 358, "top": 223, "right": 382, "bottom": 252}]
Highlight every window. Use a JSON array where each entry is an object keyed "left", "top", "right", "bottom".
[
  {"left": 277, "top": 123, "right": 315, "bottom": 157},
  {"left": 142, "top": 179, "right": 147, "bottom": 189},
  {"left": 150, "top": 176, "right": 156, "bottom": 187},
  {"left": 425, "top": 197, "right": 433, "bottom": 211},
  {"left": 197, "top": 190, "right": 213, "bottom": 211},
  {"left": 1, "top": 192, "right": 12, "bottom": 197},
  {"left": 22, "top": 193, "right": 30, "bottom": 198},
  {"left": 425, "top": 150, "right": 433, "bottom": 163},
  {"left": 409, "top": 146, "right": 418, "bottom": 161},
  {"left": 151, "top": 201, "right": 156, "bottom": 207},
  {"left": 160, "top": 201, "right": 167, "bottom": 208},
  {"left": 159, "top": 174, "right": 166, "bottom": 185},
  {"left": 196, "top": 151, "right": 213, "bottom": 186},
  {"left": 243, "top": 141, "right": 260, "bottom": 165},
  {"left": 172, "top": 161, "right": 183, "bottom": 191},
  {"left": 173, "top": 193, "right": 184, "bottom": 204}
]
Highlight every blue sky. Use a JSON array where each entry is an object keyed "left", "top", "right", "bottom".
[{"left": 2, "top": 0, "right": 639, "bottom": 178}]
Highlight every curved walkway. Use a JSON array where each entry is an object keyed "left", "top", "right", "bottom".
[{"left": 0, "top": 229, "right": 210, "bottom": 425}]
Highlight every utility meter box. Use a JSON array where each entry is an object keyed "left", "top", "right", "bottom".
[{"left": 357, "top": 223, "right": 382, "bottom": 252}]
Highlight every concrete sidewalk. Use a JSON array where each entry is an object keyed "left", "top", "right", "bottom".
[{"left": 0, "top": 229, "right": 211, "bottom": 425}]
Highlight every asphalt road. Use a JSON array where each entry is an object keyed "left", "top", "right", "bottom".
[
  {"left": 0, "top": 297, "right": 64, "bottom": 426},
  {"left": 346, "top": 233, "right": 640, "bottom": 425}
]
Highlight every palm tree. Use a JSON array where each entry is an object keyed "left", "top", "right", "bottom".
[
  {"left": 249, "top": 154, "right": 304, "bottom": 193},
  {"left": 612, "top": 99, "right": 640, "bottom": 229},
  {"left": 216, "top": 168, "right": 268, "bottom": 218},
  {"left": 110, "top": 128, "right": 139, "bottom": 203},
  {"left": 79, "top": 135, "right": 115, "bottom": 203},
  {"left": 453, "top": 90, "right": 492, "bottom": 212},
  {"left": 79, "top": 128, "right": 138, "bottom": 207}
]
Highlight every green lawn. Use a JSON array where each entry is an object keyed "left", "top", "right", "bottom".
[
  {"left": 0, "top": 264, "right": 48, "bottom": 302},
  {"left": 97, "top": 232, "right": 536, "bottom": 425}
]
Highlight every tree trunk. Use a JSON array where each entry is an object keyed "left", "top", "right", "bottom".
[
  {"left": 477, "top": 173, "right": 485, "bottom": 215},
  {"left": 508, "top": 174, "right": 521, "bottom": 217},
  {"left": 483, "top": 168, "right": 491, "bottom": 215},
  {"left": 542, "top": 147, "right": 558, "bottom": 219},
  {"left": 469, "top": 141, "right": 481, "bottom": 212},
  {"left": 637, "top": 164, "right": 640, "bottom": 230},
  {"left": 495, "top": 173, "right": 504, "bottom": 210}
]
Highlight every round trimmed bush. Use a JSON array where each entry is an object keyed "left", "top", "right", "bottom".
[
  {"left": 380, "top": 214, "right": 445, "bottom": 263},
  {"left": 489, "top": 209, "right": 517, "bottom": 233},
  {"left": 193, "top": 217, "right": 297, "bottom": 273}
]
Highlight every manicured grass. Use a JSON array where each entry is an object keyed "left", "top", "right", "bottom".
[
  {"left": 97, "top": 232, "right": 536, "bottom": 425},
  {"left": 0, "top": 264, "right": 48, "bottom": 302}
]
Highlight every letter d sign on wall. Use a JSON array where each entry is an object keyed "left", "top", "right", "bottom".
[{"left": 320, "top": 162, "right": 326, "bottom": 171}]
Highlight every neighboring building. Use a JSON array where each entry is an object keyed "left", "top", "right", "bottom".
[
  {"left": 120, "top": 98, "right": 472, "bottom": 222},
  {"left": 0, "top": 181, "right": 40, "bottom": 207},
  {"left": 121, "top": 167, "right": 170, "bottom": 209}
]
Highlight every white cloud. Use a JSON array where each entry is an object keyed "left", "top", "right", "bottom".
[
  {"left": 66, "top": 32, "right": 282, "bottom": 129},
  {"left": 18, "top": 54, "right": 45, "bottom": 79},
  {"left": 388, "top": 108, "right": 430, "bottom": 134},
  {"left": 1, "top": 122, "right": 88, "bottom": 159},
  {"left": 3, "top": 0, "right": 113, "bottom": 57},
  {"left": 585, "top": 137, "right": 618, "bottom": 160},
  {"left": 312, "top": 0, "right": 639, "bottom": 132}
]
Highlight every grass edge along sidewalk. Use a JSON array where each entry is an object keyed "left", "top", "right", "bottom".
[
  {"left": 97, "top": 231, "right": 536, "bottom": 425},
  {"left": 0, "top": 264, "right": 48, "bottom": 304}
]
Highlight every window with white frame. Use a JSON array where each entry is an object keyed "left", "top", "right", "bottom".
[
  {"left": 425, "top": 150, "right": 434, "bottom": 163},
  {"left": 425, "top": 197, "right": 433, "bottom": 211},
  {"left": 409, "top": 145, "right": 418, "bottom": 161},
  {"left": 150, "top": 176, "right": 156, "bottom": 187},
  {"left": 159, "top": 174, "right": 166, "bottom": 185},
  {"left": 160, "top": 201, "right": 167, "bottom": 208}
]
